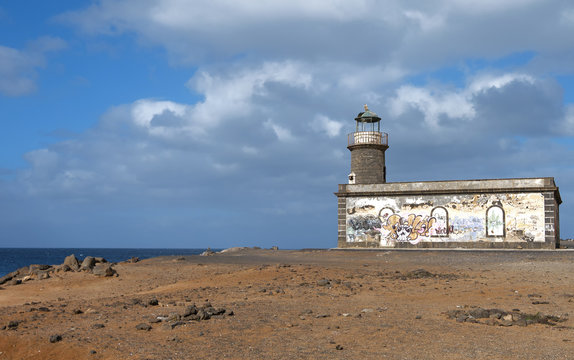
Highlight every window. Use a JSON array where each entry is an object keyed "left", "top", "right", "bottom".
[
  {"left": 431, "top": 207, "right": 449, "bottom": 237},
  {"left": 486, "top": 205, "right": 505, "bottom": 237}
]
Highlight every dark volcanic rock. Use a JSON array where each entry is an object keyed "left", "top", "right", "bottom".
[
  {"left": 197, "top": 309, "right": 211, "bottom": 321},
  {"left": 446, "top": 308, "right": 567, "bottom": 327},
  {"left": 7, "top": 320, "right": 19, "bottom": 329},
  {"left": 148, "top": 298, "right": 159, "bottom": 306},
  {"left": 49, "top": 334, "right": 63, "bottom": 343},
  {"left": 168, "top": 321, "right": 186, "bottom": 329},
  {"left": 182, "top": 305, "right": 198, "bottom": 317},
  {"left": 0, "top": 274, "right": 13, "bottom": 285},
  {"left": 469, "top": 308, "right": 491, "bottom": 319},
  {"left": 136, "top": 323, "right": 152, "bottom": 331}
]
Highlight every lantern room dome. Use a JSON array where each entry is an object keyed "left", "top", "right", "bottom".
[{"left": 354, "top": 104, "right": 381, "bottom": 123}]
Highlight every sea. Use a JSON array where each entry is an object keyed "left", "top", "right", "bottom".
[{"left": 0, "top": 248, "right": 215, "bottom": 277}]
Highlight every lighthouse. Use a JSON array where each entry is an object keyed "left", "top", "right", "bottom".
[
  {"left": 347, "top": 105, "right": 389, "bottom": 184},
  {"left": 335, "top": 105, "right": 561, "bottom": 249}
]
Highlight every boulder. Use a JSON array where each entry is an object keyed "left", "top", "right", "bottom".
[
  {"left": 49, "top": 334, "right": 62, "bottom": 343},
  {"left": 80, "top": 256, "right": 96, "bottom": 271},
  {"left": 0, "top": 274, "right": 14, "bottom": 285},
  {"left": 63, "top": 255, "right": 80, "bottom": 271},
  {"left": 29, "top": 264, "right": 52, "bottom": 274},
  {"left": 37, "top": 271, "right": 50, "bottom": 280},
  {"left": 0, "top": 267, "right": 31, "bottom": 285},
  {"left": 94, "top": 257, "right": 107, "bottom": 263},
  {"left": 469, "top": 308, "right": 491, "bottom": 319},
  {"left": 56, "top": 264, "right": 72, "bottom": 273},
  {"left": 182, "top": 305, "right": 198, "bottom": 317},
  {"left": 135, "top": 323, "right": 152, "bottom": 331},
  {"left": 92, "top": 263, "right": 116, "bottom": 277}
]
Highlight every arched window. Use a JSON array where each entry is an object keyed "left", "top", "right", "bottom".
[
  {"left": 486, "top": 205, "right": 505, "bottom": 237},
  {"left": 431, "top": 207, "right": 449, "bottom": 237}
]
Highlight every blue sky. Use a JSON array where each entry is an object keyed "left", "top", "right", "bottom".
[{"left": 1, "top": 0, "right": 573, "bottom": 248}]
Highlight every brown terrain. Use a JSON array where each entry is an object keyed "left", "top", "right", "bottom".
[{"left": 1, "top": 248, "right": 574, "bottom": 359}]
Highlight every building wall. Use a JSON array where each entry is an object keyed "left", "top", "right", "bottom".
[{"left": 341, "top": 192, "right": 549, "bottom": 248}]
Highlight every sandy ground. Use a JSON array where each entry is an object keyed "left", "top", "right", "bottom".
[{"left": 1, "top": 248, "right": 574, "bottom": 359}]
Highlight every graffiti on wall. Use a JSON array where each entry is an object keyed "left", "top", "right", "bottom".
[
  {"left": 347, "top": 214, "right": 382, "bottom": 243},
  {"left": 347, "top": 211, "right": 435, "bottom": 246},
  {"left": 430, "top": 207, "right": 448, "bottom": 236},
  {"left": 382, "top": 214, "right": 436, "bottom": 245},
  {"left": 345, "top": 192, "right": 546, "bottom": 245}
]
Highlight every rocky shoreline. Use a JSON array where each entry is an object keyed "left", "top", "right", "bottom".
[{"left": 0, "top": 254, "right": 128, "bottom": 287}]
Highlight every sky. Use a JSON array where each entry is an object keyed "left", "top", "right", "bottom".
[{"left": 0, "top": 0, "right": 573, "bottom": 249}]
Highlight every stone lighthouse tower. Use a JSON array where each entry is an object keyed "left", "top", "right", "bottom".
[{"left": 347, "top": 105, "right": 389, "bottom": 184}]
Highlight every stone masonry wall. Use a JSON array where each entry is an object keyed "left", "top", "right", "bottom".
[{"left": 350, "top": 145, "right": 386, "bottom": 184}]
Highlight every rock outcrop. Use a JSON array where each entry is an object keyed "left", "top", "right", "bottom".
[{"left": 1, "top": 254, "right": 119, "bottom": 286}]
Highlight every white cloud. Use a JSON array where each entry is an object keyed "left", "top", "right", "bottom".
[
  {"left": 264, "top": 119, "right": 295, "bottom": 142},
  {"left": 311, "top": 114, "right": 344, "bottom": 138},
  {"left": 58, "top": 0, "right": 574, "bottom": 76},
  {"left": 0, "top": 36, "right": 66, "bottom": 96},
  {"left": 389, "top": 85, "right": 475, "bottom": 128},
  {"left": 468, "top": 73, "right": 535, "bottom": 93},
  {"left": 187, "top": 61, "right": 312, "bottom": 130},
  {"left": 388, "top": 73, "right": 550, "bottom": 130}
]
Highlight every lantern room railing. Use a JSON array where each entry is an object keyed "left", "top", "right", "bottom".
[{"left": 347, "top": 131, "right": 388, "bottom": 146}]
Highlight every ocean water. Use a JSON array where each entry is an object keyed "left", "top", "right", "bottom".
[{"left": 0, "top": 248, "right": 215, "bottom": 277}]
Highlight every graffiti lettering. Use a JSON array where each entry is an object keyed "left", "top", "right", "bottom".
[{"left": 382, "top": 214, "right": 436, "bottom": 245}]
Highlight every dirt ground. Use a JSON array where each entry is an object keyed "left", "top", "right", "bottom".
[{"left": 1, "top": 248, "right": 574, "bottom": 360}]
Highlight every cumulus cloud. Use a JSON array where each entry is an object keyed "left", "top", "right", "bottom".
[
  {"left": 389, "top": 72, "right": 567, "bottom": 136},
  {"left": 13, "top": 61, "right": 331, "bottom": 202},
  {"left": 58, "top": 0, "right": 574, "bottom": 75},
  {"left": 0, "top": 36, "right": 66, "bottom": 96},
  {"left": 311, "top": 114, "right": 344, "bottom": 138}
]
